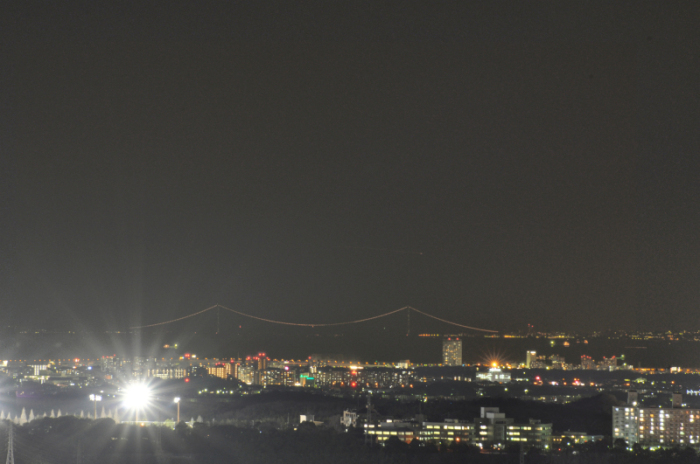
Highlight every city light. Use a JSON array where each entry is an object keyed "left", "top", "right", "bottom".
[{"left": 90, "top": 394, "right": 102, "bottom": 419}]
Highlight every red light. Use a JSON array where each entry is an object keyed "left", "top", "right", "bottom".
[
  {"left": 184, "top": 378, "right": 190, "bottom": 383},
  {"left": 184, "top": 353, "right": 191, "bottom": 359},
  {"left": 350, "top": 381, "right": 357, "bottom": 388}
]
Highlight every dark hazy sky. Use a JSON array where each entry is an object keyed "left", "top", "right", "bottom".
[{"left": 2, "top": 2, "right": 699, "bottom": 333}]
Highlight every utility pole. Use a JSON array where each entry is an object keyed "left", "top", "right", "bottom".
[{"left": 5, "top": 423, "right": 14, "bottom": 464}]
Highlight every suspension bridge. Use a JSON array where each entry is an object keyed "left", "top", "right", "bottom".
[{"left": 130, "top": 305, "right": 498, "bottom": 334}]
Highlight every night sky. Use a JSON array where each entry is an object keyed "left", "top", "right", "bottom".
[{"left": 2, "top": 3, "right": 699, "bottom": 335}]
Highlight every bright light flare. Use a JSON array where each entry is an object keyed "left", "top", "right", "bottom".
[{"left": 123, "top": 383, "right": 151, "bottom": 410}]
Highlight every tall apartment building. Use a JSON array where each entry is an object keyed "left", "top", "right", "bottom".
[
  {"left": 526, "top": 351, "right": 537, "bottom": 368},
  {"left": 442, "top": 338, "right": 462, "bottom": 366},
  {"left": 613, "top": 392, "right": 700, "bottom": 448},
  {"left": 599, "top": 356, "right": 618, "bottom": 370},
  {"left": 580, "top": 355, "right": 595, "bottom": 370}
]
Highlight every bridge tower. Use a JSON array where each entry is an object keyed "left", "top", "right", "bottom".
[{"left": 406, "top": 307, "right": 410, "bottom": 336}]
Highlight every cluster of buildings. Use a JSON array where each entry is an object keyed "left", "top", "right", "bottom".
[
  {"left": 313, "top": 366, "right": 413, "bottom": 389},
  {"left": 1, "top": 359, "right": 102, "bottom": 388},
  {"left": 1, "top": 336, "right": 465, "bottom": 390},
  {"left": 613, "top": 391, "right": 700, "bottom": 449},
  {"left": 99, "top": 354, "right": 416, "bottom": 390},
  {"left": 525, "top": 351, "right": 633, "bottom": 371}
]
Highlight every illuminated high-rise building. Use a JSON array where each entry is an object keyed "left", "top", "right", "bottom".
[
  {"left": 526, "top": 351, "right": 537, "bottom": 368},
  {"left": 580, "top": 355, "right": 595, "bottom": 370},
  {"left": 207, "top": 363, "right": 227, "bottom": 379},
  {"left": 442, "top": 338, "right": 462, "bottom": 366},
  {"left": 227, "top": 360, "right": 237, "bottom": 379},
  {"left": 256, "top": 353, "right": 268, "bottom": 371},
  {"left": 613, "top": 393, "right": 700, "bottom": 448}
]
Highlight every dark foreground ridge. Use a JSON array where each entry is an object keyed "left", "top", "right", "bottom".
[{"left": 0, "top": 393, "right": 697, "bottom": 463}]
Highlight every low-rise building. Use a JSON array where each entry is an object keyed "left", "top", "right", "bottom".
[
  {"left": 419, "top": 418, "right": 475, "bottom": 444},
  {"left": 365, "top": 419, "right": 417, "bottom": 443},
  {"left": 552, "top": 431, "right": 604, "bottom": 447},
  {"left": 341, "top": 410, "right": 358, "bottom": 428},
  {"left": 476, "top": 368, "right": 511, "bottom": 383},
  {"left": 365, "top": 408, "right": 551, "bottom": 449}
]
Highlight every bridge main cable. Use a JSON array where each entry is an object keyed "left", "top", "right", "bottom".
[
  {"left": 130, "top": 305, "right": 219, "bottom": 329},
  {"left": 407, "top": 306, "right": 498, "bottom": 333},
  {"left": 216, "top": 304, "right": 408, "bottom": 327},
  {"left": 129, "top": 304, "right": 498, "bottom": 333},
  {"left": 129, "top": 305, "right": 407, "bottom": 329}
]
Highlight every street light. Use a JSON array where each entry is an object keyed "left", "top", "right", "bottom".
[
  {"left": 89, "top": 394, "right": 102, "bottom": 419},
  {"left": 174, "top": 397, "right": 181, "bottom": 423}
]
